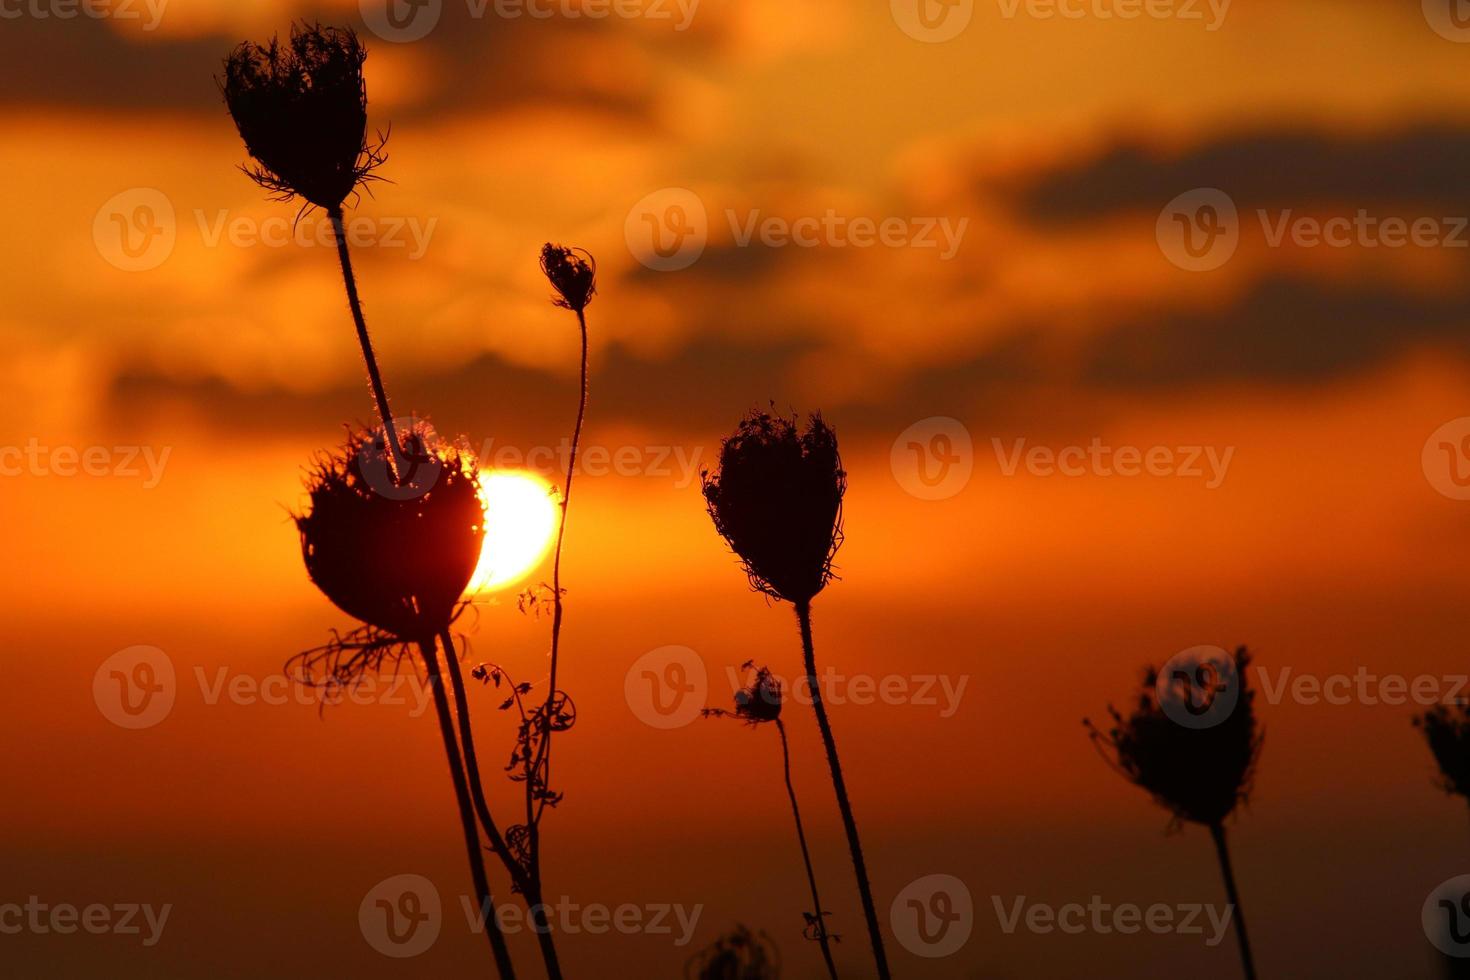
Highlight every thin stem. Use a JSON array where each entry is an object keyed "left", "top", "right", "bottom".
[
  {"left": 441, "top": 629, "right": 565, "bottom": 980},
  {"left": 795, "top": 601, "right": 891, "bottom": 980},
  {"left": 329, "top": 207, "right": 406, "bottom": 480},
  {"left": 1209, "top": 822, "right": 1258, "bottom": 980},
  {"left": 527, "top": 307, "right": 590, "bottom": 885},
  {"left": 420, "top": 640, "right": 517, "bottom": 979},
  {"left": 776, "top": 718, "right": 841, "bottom": 980}
]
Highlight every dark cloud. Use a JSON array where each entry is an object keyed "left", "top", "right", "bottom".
[{"left": 1011, "top": 124, "right": 1470, "bottom": 223}]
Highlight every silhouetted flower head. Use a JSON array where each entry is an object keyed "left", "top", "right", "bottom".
[
  {"left": 702, "top": 410, "right": 845, "bottom": 605},
  {"left": 221, "top": 23, "right": 384, "bottom": 211},
  {"left": 685, "top": 925, "right": 780, "bottom": 980},
  {"left": 1415, "top": 701, "right": 1470, "bottom": 801},
  {"left": 733, "top": 665, "right": 783, "bottom": 724},
  {"left": 295, "top": 422, "right": 484, "bottom": 644},
  {"left": 1085, "top": 646, "right": 1262, "bottom": 829},
  {"left": 540, "top": 244, "right": 597, "bottom": 312}
]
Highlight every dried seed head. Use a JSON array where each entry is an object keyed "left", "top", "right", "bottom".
[
  {"left": 685, "top": 925, "right": 780, "bottom": 980},
  {"left": 539, "top": 244, "right": 597, "bottom": 312},
  {"left": 1415, "top": 701, "right": 1470, "bottom": 800},
  {"left": 220, "top": 23, "right": 385, "bottom": 211},
  {"left": 1086, "top": 646, "right": 1262, "bottom": 829},
  {"left": 732, "top": 665, "right": 783, "bottom": 724},
  {"left": 702, "top": 409, "right": 845, "bottom": 605},
  {"left": 295, "top": 422, "right": 484, "bottom": 643}
]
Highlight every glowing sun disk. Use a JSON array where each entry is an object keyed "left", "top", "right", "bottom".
[{"left": 467, "top": 471, "right": 559, "bottom": 592}]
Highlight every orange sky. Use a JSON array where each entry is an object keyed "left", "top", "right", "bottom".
[{"left": 5, "top": 2, "right": 1470, "bottom": 977}]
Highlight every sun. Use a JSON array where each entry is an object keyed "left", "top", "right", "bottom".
[{"left": 467, "top": 471, "right": 561, "bottom": 593}]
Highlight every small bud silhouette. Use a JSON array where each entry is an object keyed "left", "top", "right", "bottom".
[
  {"left": 539, "top": 244, "right": 597, "bottom": 313},
  {"left": 733, "top": 666, "right": 783, "bottom": 724},
  {"left": 296, "top": 423, "right": 484, "bottom": 643},
  {"left": 221, "top": 23, "right": 384, "bottom": 211},
  {"left": 1086, "top": 646, "right": 1262, "bottom": 828},
  {"left": 1415, "top": 701, "right": 1470, "bottom": 801},
  {"left": 685, "top": 925, "right": 780, "bottom": 980},
  {"left": 702, "top": 410, "right": 845, "bottom": 605}
]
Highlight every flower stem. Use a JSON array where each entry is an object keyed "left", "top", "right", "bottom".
[
  {"left": 1209, "top": 822, "right": 1258, "bottom": 980},
  {"left": 776, "top": 718, "right": 841, "bottom": 980},
  {"left": 329, "top": 207, "right": 406, "bottom": 480},
  {"left": 420, "top": 639, "right": 517, "bottom": 979},
  {"left": 525, "top": 305, "right": 590, "bottom": 900},
  {"left": 440, "top": 629, "right": 566, "bottom": 980},
  {"left": 795, "top": 600, "right": 890, "bottom": 980}
]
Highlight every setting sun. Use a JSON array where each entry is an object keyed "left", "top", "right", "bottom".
[{"left": 467, "top": 471, "right": 560, "bottom": 592}]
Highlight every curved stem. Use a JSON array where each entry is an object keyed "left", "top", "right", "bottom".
[
  {"left": 776, "top": 718, "right": 841, "bottom": 980},
  {"left": 795, "top": 601, "right": 890, "bottom": 980},
  {"left": 420, "top": 640, "right": 517, "bottom": 979},
  {"left": 329, "top": 208, "right": 406, "bottom": 480},
  {"left": 1209, "top": 822, "right": 1258, "bottom": 980},
  {"left": 441, "top": 629, "right": 565, "bottom": 980}
]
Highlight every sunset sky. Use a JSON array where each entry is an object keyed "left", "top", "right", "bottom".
[{"left": 5, "top": 1, "right": 1470, "bottom": 977}]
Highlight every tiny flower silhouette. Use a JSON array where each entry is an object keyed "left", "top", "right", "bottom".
[
  {"left": 296, "top": 423, "right": 483, "bottom": 646},
  {"left": 704, "top": 664, "right": 839, "bottom": 979},
  {"left": 220, "top": 23, "right": 383, "bottom": 212},
  {"left": 703, "top": 409, "right": 889, "bottom": 979},
  {"left": 1086, "top": 646, "right": 1262, "bottom": 980},
  {"left": 540, "top": 244, "right": 597, "bottom": 313},
  {"left": 702, "top": 410, "right": 844, "bottom": 606},
  {"left": 1415, "top": 701, "right": 1470, "bottom": 807},
  {"left": 685, "top": 925, "right": 781, "bottom": 980}
]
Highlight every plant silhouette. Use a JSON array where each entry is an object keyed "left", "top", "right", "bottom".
[
  {"left": 704, "top": 662, "right": 842, "bottom": 979},
  {"left": 703, "top": 410, "right": 891, "bottom": 979},
  {"left": 685, "top": 925, "right": 781, "bottom": 980},
  {"left": 1086, "top": 646, "right": 1263, "bottom": 980}
]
